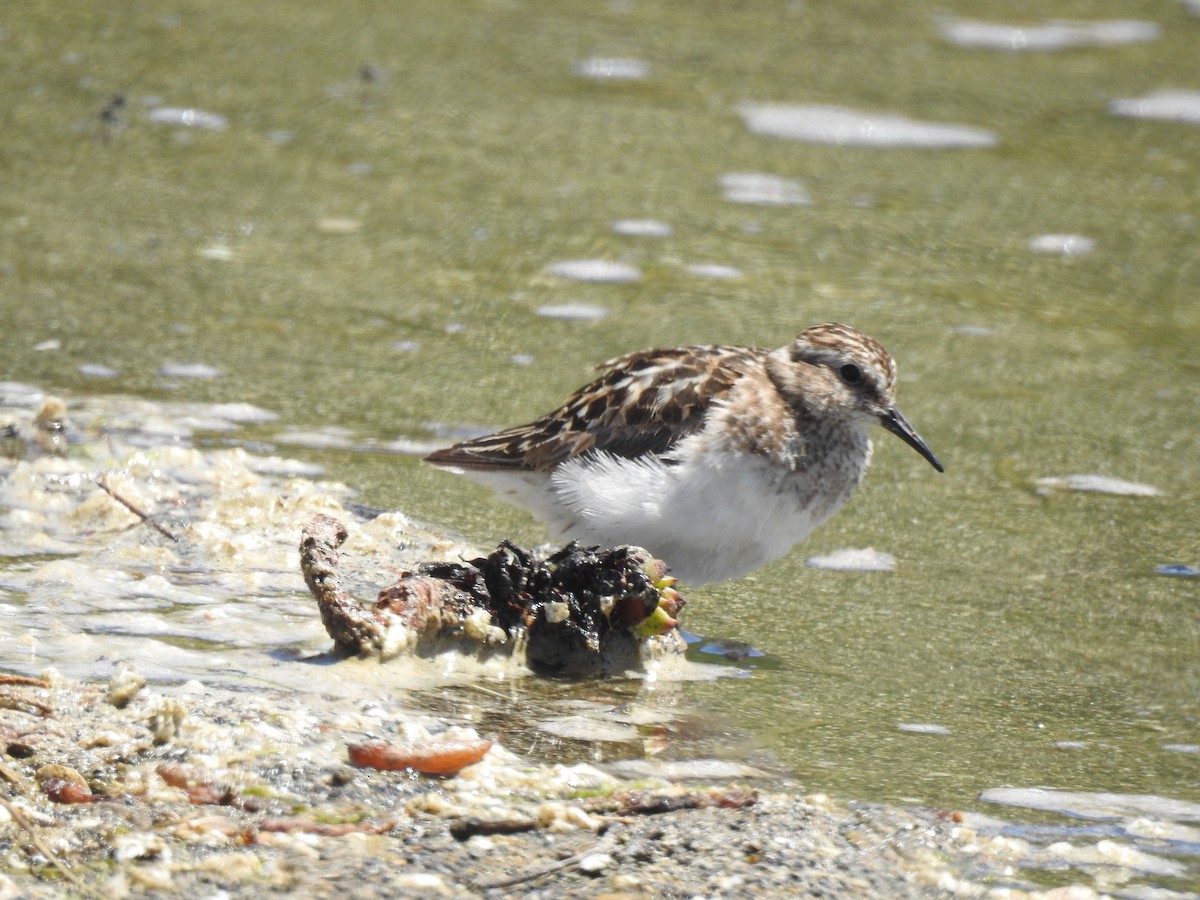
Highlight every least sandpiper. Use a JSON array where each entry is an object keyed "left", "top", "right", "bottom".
[{"left": 425, "top": 323, "right": 942, "bottom": 585}]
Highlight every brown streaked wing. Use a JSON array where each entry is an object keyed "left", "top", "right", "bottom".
[{"left": 424, "top": 345, "right": 764, "bottom": 472}]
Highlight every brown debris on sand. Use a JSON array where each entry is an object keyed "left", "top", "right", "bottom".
[{"left": 299, "top": 513, "right": 687, "bottom": 675}]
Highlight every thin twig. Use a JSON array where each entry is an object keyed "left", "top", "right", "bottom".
[
  {"left": 0, "top": 675, "right": 50, "bottom": 689},
  {"left": 0, "top": 795, "right": 95, "bottom": 895},
  {"left": 474, "top": 835, "right": 614, "bottom": 890},
  {"left": 96, "top": 477, "right": 178, "bottom": 542}
]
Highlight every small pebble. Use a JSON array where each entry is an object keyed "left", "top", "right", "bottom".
[
  {"left": 578, "top": 852, "right": 613, "bottom": 874},
  {"left": 108, "top": 660, "right": 146, "bottom": 708}
]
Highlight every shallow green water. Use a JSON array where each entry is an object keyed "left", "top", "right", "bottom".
[{"left": 4, "top": 0, "right": 1198, "bottom": 837}]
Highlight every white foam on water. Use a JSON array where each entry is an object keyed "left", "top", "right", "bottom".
[
  {"left": 79, "top": 364, "right": 120, "bottom": 378},
  {"left": 1028, "top": 234, "right": 1096, "bottom": 256},
  {"left": 536, "top": 715, "right": 641, "bottom": 743},
  {"left": 737, "top": 103, "right": 998, "bottom": 148},
  {"left": 981, "top": 787, "right": 1200, "bottom": 822},
  {"left": 608, "top": 758, "right": 770, "bottom": 780},
  {"left": 273, "top": 426, "right": 356, "bottom": 450},
  {"left": 146, "top": 107, "right": 229, "bottom": 130},
  {"left": 612, "top": 219, "right": 673, "bottom": 237},
  {"left": 1110, "top": 90, "right": 1200, "bottom": 126},
  {"left": 157, "top": 362, "right": 221, "bottom": 379},
  {"left": 719, "top": 172, "right": 810, "bottom": 206},
  {"left": 897, "top": 722, "right": 951, "bottom": 735},
  {"left": 938, "top": 18, "right": 1160, "bottom": 51},
  {"left": 806, "top": 547, "right": 897, "bottom": 571},
  {"left": 1035, "top": 474, "right": 1162, "bottom": 497},
  {"left": 573, "top": 57, "right": 650, "bottom": 81},
  {"left": 244, "top": 456, "right": 325, "bottom": 478},
  {"left": 685, "top": 263, "right": 743, "bottom": 279},
  {"left": 545, "top": 259, "right": 642, "bottom": 283},
  {"left": 534, "top": 303, "right": 610, "bottom": 321},
  {"left": 198, "top": 402, "right": 279, "bottom": 423}
]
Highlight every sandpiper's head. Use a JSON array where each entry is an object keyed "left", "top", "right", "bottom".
[{"left": 774, "top": 323, "right": 944, "bottom": 473}]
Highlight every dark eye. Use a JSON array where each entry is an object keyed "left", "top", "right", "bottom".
[{"left": 839, "top": 363, "right": 862, "bottom": 384}]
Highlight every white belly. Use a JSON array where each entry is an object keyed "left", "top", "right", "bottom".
[{"left": 455, "top": 444, "right": 867, "bottom": 585}]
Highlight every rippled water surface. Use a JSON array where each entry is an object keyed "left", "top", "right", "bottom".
[{"left": 4, "top": 0, "right": 1199, "bottom": 892}]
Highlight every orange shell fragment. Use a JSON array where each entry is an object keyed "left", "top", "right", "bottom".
[{"left": 347, "top": 738, "right": 493, "bottom": 775}]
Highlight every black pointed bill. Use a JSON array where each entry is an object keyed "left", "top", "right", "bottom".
[{"left": 879, "top": 407, "right": 944, "bottom": 473}]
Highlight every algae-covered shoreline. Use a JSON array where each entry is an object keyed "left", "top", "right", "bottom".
[
  {"left": 2, "top": 386, "right": 1185, "bottom": 897},
  {"left": 2, "top": 670, "right": 1017, "bottom": 899},
  {"left": 0, "top": 386, "right": 991, "bottom": 897}
]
